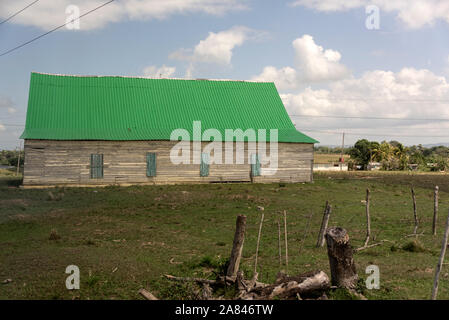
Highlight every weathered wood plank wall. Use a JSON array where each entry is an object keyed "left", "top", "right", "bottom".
[{"left": 23, "top": 140, "right": 314, "bottom": 186}]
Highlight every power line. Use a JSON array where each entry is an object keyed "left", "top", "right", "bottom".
[
  {"left": 290, "top": 114, "right": 449, "bottom": 121},
  {"left": 0, "top": 0, "right": 115, "bottom": 57},
  {"left": 301, "top": 128, "right": 449, "bottom": 138},
  {"left": 305, "top": 97, "right": 449, "bottom": 103},
  {"left": 0, "top": 0, "right": 40, "bottom": 26}
]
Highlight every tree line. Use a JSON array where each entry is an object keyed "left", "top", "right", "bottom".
[
  {"left": 315, "top": 140, "right": 449, "bottom": 171},
  {"left": 0, "top": 150, "right": 24, "bottom": 167}
]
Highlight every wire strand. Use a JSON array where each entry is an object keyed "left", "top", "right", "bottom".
[
  {"left": 0, "top": 0, "right": 115, "bottom": 57},
  {"left": 0, "top": 0, "right": 40, "bottom": 26}
]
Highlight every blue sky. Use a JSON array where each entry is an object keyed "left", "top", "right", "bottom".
[{"left": 1, "top": 0, "right": 449, "bottom": 149}]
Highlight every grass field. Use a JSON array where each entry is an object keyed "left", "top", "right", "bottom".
[{"left": 1, "top": 170, "right": 449, "bottom": 300}]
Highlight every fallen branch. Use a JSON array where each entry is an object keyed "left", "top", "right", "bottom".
[
  {"left": 164, "top": 274, "right": 235, "bottom": 285},
  {"left": 139, "top": 288, "right": 158, "bottom": 300},
  {"left": 354, "top": 240, "right": 389, "bottom": 252}
]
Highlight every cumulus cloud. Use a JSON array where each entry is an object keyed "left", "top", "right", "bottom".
[
  {"left": 290, "top": 0, "right": 449, "bottom": 29},
  {"left": 170, "top": 26, "right": 254, "bottom": 65},
  {"left": 0, "top": 0, "right": 248, "bottom": 31},
  {"left": 293, "top": 35, "right": 349, "bottom": 82},
  {"left": 142, "top": 65, "right": 176, "bottom": 78},
  {"left": 170, "top": 26, "right": 262, "bottom": 78},
  {"left": 251, "top": 66, "right": 298, "bottom": 90},
  {"left": 281, "top": 68, "right": 449, "bottom": 144},
  {"left": 251, "top": 34, "right": 348, "bottom": 90}
]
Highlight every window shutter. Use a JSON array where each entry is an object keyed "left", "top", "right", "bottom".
[
  {"left": 251, "top": 154, "right": 261, "bottom": 177},
  {"left": 147, "top": 153, "right": 157, "bottom": 177},
  {"left": 90, "top": 154, "right": 103, "bottom": 179},
  {"left": 200, "top": 153, "right": 209, "bottom": 177}
]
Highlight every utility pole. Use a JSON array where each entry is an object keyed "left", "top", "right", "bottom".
[
  {"left": 16, "top": 140, "right": 22, "bottom": 176},
  {"left": 340, "top": 132, "right": 345, "bottom": 171}
]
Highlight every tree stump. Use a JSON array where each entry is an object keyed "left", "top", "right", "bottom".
[
  {"left": 325, "top": 227, "right": 358, "bottom": 289},
  {"left": 226, "top": 215, "right": 247, "bottom": 278}
]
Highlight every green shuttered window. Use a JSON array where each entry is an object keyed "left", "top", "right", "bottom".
[
  {"left": 251, "top": 154, "right": 261, "bottom": 177},
  {"left": 90, "top": 154, "right": 103, "bottom": 179},
  {"left": 147, "top": 153, "right": 157, "bottom": 177},
  {"left": 200, "top": 153, "right": 209, "bottom": 177}
]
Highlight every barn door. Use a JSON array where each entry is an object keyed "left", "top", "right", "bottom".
[
  {"left": 90, "top": 154, "right": 103, "bottom": 179},
  {"left": 251, "top": 154, "right": 261, "bottom": 177},
  {"left": 146, "top": 153, "right": 157, "bottom": 177},
  {"left": 200, "top": 153, "right": 209, "bottom": 177}
]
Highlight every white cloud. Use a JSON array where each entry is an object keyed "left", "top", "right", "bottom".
[
  {"left": 290, "top": 0, "right": 449, "bottom": 29},
  {"left": 251, "top": 34, "right": 348, "bottom": 90},
  {"left": 192, "top": 26, "right": 250, "bottom": 65},
  {"left": 142, "top": 65, "right": 176, "bottom": 78},
  {"left": 0, "top": 0, "right": 248, "bottom": 31},
  {"left": 281, "top": 68, "right": 449, "bottom": 144},
  {"left": 251, "top": 66, "right": 298, "bottom": 91},
  {"left": 170, "top": 26, "right": 254, "bottom": 65},
  {"left": 293, "top": 35, "right": 349, "bottom": 82},
  {"left": 170, "top": 26, "right": 261, "bottom": 78}
]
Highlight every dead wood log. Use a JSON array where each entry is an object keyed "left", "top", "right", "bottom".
[
  {"left": 164, "top": 274, "right": 234, "bottom": 285},
  {"left": 227, "top": 215, "right": 247, "bottom": 278},
  {"left": 201, "top": 283, "right": 213, "bottom": 300},
  {"left": 235, "top": 271, "right": 247, "bottom": 292},
  {"left": 246, "top": 272, "right": 258, "bottom": 292},
  {"left": 325, "top": 227, "right": 358, "bottom": 289},
  {"left": 139, "top": 288, "right": 158, "bottom": 300},
  {"left": 242, "top": 270, "right": 330, "bottom": 300}
]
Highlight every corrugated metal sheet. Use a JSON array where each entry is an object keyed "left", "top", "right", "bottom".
[{"left": 20, "top": 72, "right": 318, "bottom": 143}]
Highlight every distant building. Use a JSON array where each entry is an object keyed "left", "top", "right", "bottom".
[
  {"left": 313, "top": 162, "right": 348, "bottom": 171},
  {"left": 367, "top": 162, "right": 382, "bottom": 171},
  {"left": 20, "top": 73, "right": 318, "bottom": 187}
]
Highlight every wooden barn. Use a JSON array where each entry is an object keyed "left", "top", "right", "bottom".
[{"left": 20, "top": 72, "right": 317, "bottom": 187}]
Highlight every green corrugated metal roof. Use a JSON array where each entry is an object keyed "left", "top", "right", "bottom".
[{"left": 20, "top": 72, "right": 318, "bottom": 143}]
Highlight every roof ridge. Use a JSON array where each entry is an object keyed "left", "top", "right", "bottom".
[{"left": 31, "top": 72, "right": 272, "bottom": 84}]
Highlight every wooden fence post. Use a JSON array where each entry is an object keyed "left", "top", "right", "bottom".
[
  {"left": 363, "top": 189, "right": 371, "bottom": 247},
  {"left": 277, "top": 220, "right": 282, "bottom": 268},
  {"left": 226, "top": 215, "right": 247, "bottom": 278},
  {"left": 411, "top": 188, "right": 418, "bottom": 234},
  {"left": 283, "top": 210, "right": 289, "bottom": 275},
  {"left": 317, "top": 201, "right": 331, "bottom": 248},
  {"left": 254, "top": 212, "right": 264, "bottom": 274},
  {"left": 325, "top": 227, "right": 358, "bottom": 289},
  {"left": 431, "top": 209, "right": 449, "bottom": 300},
  {"left": 433, "top": 186, "right": 439, "bottom": 236}
]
